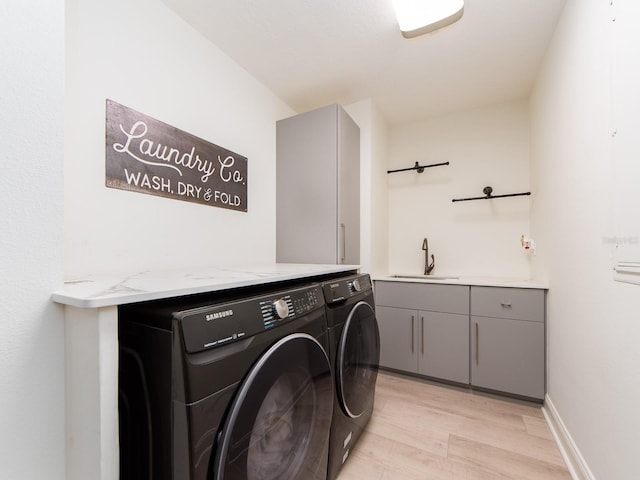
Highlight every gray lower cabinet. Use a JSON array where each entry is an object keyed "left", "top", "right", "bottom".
[
  {"left": 375, "top": 281, "right": 470, "bottom": 384},
  {"left": 376, "top": 306, "right": 416, "bottom": 372},
  {"left": 376, "top": 306, "right": 469, "bottom": 383},
  {"left": 420, "top": 311, "right": 469, "bottom": 383},
  {"left": 375, "top": 281, "right": 547, "bottom": 400},
  {"left": 470, "top": 286, "right": 545, "bottom": 400}
]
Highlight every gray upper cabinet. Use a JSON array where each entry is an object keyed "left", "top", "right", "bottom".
[{"left": 276, "top": 105, "right": 360, "bottom": 264}]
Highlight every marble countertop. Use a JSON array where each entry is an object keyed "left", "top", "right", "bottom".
[
  {"left": 52, "top": 263, "right": 359, "bottom": 308},
  {"left": 372, "top": 273, "right": 548, "bottom": 289}
]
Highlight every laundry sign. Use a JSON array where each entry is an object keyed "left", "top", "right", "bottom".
[{"left": 105, "top": 99, "right": 247, "bottom": 212}]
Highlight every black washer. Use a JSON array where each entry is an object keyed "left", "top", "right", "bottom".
[{"left": 118, "top": 281, "right": 332, "bottom": 480}]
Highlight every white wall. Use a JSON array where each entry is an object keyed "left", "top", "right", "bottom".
[
  {"left": 369, "top": 104, "right": 391, "bottom": 275},
  {"left": 345, "top": 99, "right": 390, "bottom": 275},
  {"left": 387, "top": 101, "right": 531, "bottom": 277},
  {"left": 65, "top": 0, "right": 295, "bottom": 278},
  {"left": 531, "top": 0, "right": 640, "bottom": 478},
  {"left": 0, "top": 2, "right": 66, "bottom": 480}
]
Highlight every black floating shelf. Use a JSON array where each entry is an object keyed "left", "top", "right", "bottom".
[
  {"left": 452, "top": 186, "right": 531, "bottom": 203},
  {"left": 387, "top": 161, "right": 449, "bottom": 174}
]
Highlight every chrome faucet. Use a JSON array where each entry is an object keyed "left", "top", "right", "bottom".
[{"left": 422, "top": 238, "right": 435, "bottom": 275}]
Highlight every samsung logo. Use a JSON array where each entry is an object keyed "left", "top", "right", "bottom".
[{"left": 206, "top": 309, "right": 234, "bottom": 321}]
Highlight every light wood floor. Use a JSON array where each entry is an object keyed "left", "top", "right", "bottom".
[{"left": 337, "top": 372, "right": 572, "bottom": 480}]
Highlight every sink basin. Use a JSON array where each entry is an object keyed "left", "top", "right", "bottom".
[{"left": 390, "top": 275, "right": 459, "bottom": 280}]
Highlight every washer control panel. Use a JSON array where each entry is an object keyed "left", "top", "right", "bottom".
[
  {"left": 179, "top": 284, "right": 324, "bottom": 352},
  {"left": 260, "top": 286, "right": 322, "bottom": 329},
  {"left": 273, "top": 298, "right": 289, "bottom": 318}
]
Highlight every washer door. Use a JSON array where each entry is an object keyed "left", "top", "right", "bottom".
[
  {"left": 337, "top": 301, "right": 380, "bottom": 418},
  {"left": 212, "top": 333, "right": 333, "bottom": 480}
]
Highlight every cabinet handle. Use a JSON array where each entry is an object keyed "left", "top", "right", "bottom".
[
  {"left": 340, "top": 223, "right": 346, "bottom": 263},
  {"left": 500, "top": 302, "right": 512, "bottom": 308},
  {"left": 421, "top": 316, "right": 424, "bottom": 355},
  {"left": 411, "top": 315, "right": 415, "bottom": 353},
  {"left": 475, "top": 322, "right": 479, "bottom": 365}
]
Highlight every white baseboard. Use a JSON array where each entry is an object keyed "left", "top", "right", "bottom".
[{"left": 542, "top": 395, "right": 597, "bottom": 480}]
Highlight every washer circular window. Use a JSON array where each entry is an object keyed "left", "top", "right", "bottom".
[
  {"left": 213, "top": 334, "right": 333, "bottom": 480},
  {"left": 247, "top": 370, "right": 315, "bottom": 479}
]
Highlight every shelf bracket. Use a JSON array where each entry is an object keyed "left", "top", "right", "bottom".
[
  {"left": 387, "top": 161, "right": 449, "bottom": 174},
  {"left": 452, "top": 186, "right": 531, "bottom": 203}
]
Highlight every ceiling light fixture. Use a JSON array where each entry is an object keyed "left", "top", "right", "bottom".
[{"left": 392, "top": 0, "right": 464, "bottom": 38}]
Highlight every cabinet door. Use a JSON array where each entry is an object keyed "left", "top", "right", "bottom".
[
  {"left": 337, "top": 105, "right": 360, "bottom": 265},
  {"left": 276, "top": 105, "right": 339, "bottom": 264},
  {"left": 376, "top": 306, "right": 417, "bottom": 373},
  {"left": 471, "top": 316, "right": 544, "bottom": 399},
  {"left": 419, "top": 311, "right": 469, "bottom": 384},
  {"left": 276, "top": 104, "right": 360, "bottom": 265}
]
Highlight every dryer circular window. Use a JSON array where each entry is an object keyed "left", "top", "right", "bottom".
[
  {"left": 213, "top": 333, "right": 333, "bottom": 480},
  {"left": 337, "top": 301, "right": 379, "bottom": 418},
  {"left": 321, "top": 274, "right": 380, "bottom": 480}
]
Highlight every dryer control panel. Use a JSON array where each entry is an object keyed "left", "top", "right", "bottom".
[
  {"left": 177, "top": 284, "right": 325, "bottom": 353},
  {"left": 322, "top": 274, "right": 372, "bottom": 305}
]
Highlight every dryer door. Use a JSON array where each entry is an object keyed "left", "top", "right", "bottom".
[
  {"left": 337, "top": 301, "right": 380, "bottom": 418},
  {"left": 212, "top": 333, "right": 333, "bottom": 480}
]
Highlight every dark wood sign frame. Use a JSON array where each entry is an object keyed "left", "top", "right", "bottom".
[{"left": 105, "top": 99, "right": 248, "bottom": 212}]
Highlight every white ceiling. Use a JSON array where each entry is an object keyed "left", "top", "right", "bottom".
[{"left": 161, "top": 0, "right": 567, "bottom": 125}]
